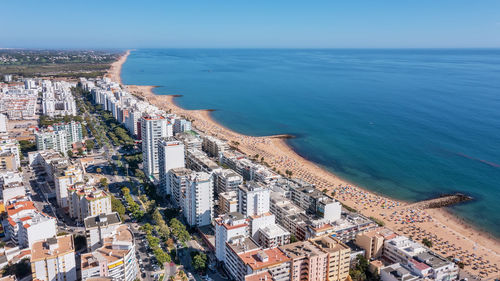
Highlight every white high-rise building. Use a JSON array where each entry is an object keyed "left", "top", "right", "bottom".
[
  {"left": 158, "top": 138, "right": 185, "bottom": 195},
  {"left": 35, "top": 130, "right": 68, "bottom": 154},
  {"left": 183, "top": 172, "right": 213, "bottom": 227},
  {"left": 53, "top": 121, "right": 83, "bottom": 146},
  {"left": 81, "top": 224, "right": 138, "bottom": 281},
  {"left": 141, "top": 115, "right": 172, "bottom": 177},
  {"left": 31, "top": 235, "right": 77, "bottom": 281},
  {"left": 213, "top": 168, "right": 243, "bottom": 195},
  {"left": 214, "top": 212, "right": 248, "bottom": 263},
  {"left": 84, "top": 212, "right": 122, "bottom": 251},
  {"left": 55, "top": 165, "right": 84, "bottom": 209},
  {"left": 238, "top": 181, "right": 270, "bottom": 217},
  {"left": 167, "top": 167, "right": 192, "bottom": 207},
  {"left": 17, "top": 211, "right": 57, "bottom": 248}
]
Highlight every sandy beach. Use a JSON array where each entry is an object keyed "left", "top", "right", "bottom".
[{"left": 108, "top": 51, "right": 499, "bottom": 278}]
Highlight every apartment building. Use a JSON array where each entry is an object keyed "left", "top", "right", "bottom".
[
  {"left": 280, "top": 240, "right": 329, "bottom": 281},
  {"left": 167, "top": 167, "right": 192, "bottom": 207},
  {"left": 355, "top": 227, "right": 396, "bottom": 259},
  {"left": 0, "top": 152, "right": 17, "bottom": 171},
  {"left": 215, "top": 212, "right": 249, "bottom": 263},
  {"left": 213, "top": 168, "right": 243, "bottom": 195},
  {"left": 383, "top": 236, "right": 428, "bottom": 264},
  {"left": 186, "top": 148, "right": 219, "bottom": 173},
  {"left": 175, "top": 132, "right": 202, "bottom": 150},
  {"left": 35, "top": 130, "right": 68, "bottom": 154},
  {"left": 141, "top": 114, "right": 172, "bottom": 177},
  {"left": 31, "top": 235, "right": 77, "bottom": 281},
  {"left": 0, "top": 138, "right": 20, "bottom": 168},
  {"left": 0, "top": 114, "right": 7, "bottom": 134},
  {"left": 202, "top": 135, "right": 229, "bottom": 157},
  {"left": 17, "top": 211, "right": 57, "bottom": 248},
  {"left": 81, "top": 225, "right": 138, "bottom": 281},
  {"left": 173, "top": 118, "right": 192, "bottom": 134},
  {"left": 257, "top": 224, "right": 290, "bottom": 249},
  {"left": 0, "top": 180, "right": 25, "bottom": 208},
  {"left": 383, "top": 236, "right": 458, "bottom": 281},
  {"left": 84, "top": 212, "right": 122, "bottom": 251},
  {"left": 183, "top": 172, "right": 213, "bottom": 227},
  {"left": 309, "top": 235, "right": 351, "bottom": 281},
  {"left": 226, "top": 237, "right": 291, "bottom": 281},
  {"left": 158, "top": 138, "right": 185, "bottom": 195},
  {"left": 238, "top": 181, "right": 270, "bottom": 217},
  {"left": 218, "top": 190, "right": 239, "bottom": 215},
  {"left": 54, "top": 164, "right": 84, "bottom": 209},
  {"left": 67, "top": 184, "right": 112, "bottom": 222},
  {"left": 53, "top": 121, "right": 83, "bottom": 146},
  {"left": 0, "top": 87, "right": 37, "bottom": 119},
  {"left": 4, "top": 200, "right": 37, "bottom": 244}
]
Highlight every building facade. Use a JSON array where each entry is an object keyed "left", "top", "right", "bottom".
[{"left": 31, "top": 235, "right": 77, "bottom": 281}]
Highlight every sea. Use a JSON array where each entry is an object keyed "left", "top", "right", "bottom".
[{"left": 121, "top": 49, "right": 500, "bottom": 237}]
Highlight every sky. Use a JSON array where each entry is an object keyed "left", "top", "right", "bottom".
[{"left": 1, "top": 0, "right": 499, "bottom": 48}]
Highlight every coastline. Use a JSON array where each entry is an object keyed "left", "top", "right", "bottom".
[{"left": 110, "top": 50, "right": 500, "bottom": 276}]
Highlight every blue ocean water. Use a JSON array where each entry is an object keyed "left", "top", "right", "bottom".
[{"left": 121, "top": 49, "right": 500, "bottom": 237}]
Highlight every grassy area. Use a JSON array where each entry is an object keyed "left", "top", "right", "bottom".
[{"left": 0, "top": 49, "right": 121, "bottom": 79}]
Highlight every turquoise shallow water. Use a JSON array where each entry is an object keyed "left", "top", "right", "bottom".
[{"left": 121, "top": 49, "right": 500, "bottom": 237}]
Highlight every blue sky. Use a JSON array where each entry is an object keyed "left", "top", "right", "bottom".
[{"left": 1, "top": 0, "right": 499, "bottom": 48}]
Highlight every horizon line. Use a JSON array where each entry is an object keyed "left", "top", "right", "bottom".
[{"left": 2, "top": 46, "right": 500, "bottom": 51}]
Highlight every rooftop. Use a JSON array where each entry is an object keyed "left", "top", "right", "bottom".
[
  {"left": 382, "top": 263, "right": 421, "bottom": 281},
  {"left": 84, "top": 212, "right": 121, "bottom": 229},
  {"left": 31, "top": 235, "right": 74, "bottom": 261},
  {"left": 310, "top": 235, "right": 350, "bottom": 253},
  {"left": 238, "top": 247, "right": 290, "bottom": 271},
  {"left": 280, "top": 240, "right": 325, "bottom": 259},
  {"left": 81, "top": 225, "right": 134, "bottom": 270},
  {"left": 415, "top": 251, "right": 452, "bottom": 269},
  {"left": 228, "top": 237, "right": 260, "bottom": 254},
  {"left": 244, "top": 271, "right": 273, "bottom": 281},
  {"left": 259, "top": 224, "right": 290, "bottom": 238}
]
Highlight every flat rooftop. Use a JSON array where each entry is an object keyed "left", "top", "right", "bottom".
[
  {"left": 84, "top": 212, "right": 121, "bottom": 229},
  {"left": 280, "top": 241, "right": 325, "bottom": 259},
  {"left": 228, "top": 237, "right": 260, "bottom": 254},
  {"left": 31, "top": 235, "right": 74, "bottom": 261},
  {"left": 238, "top": 247, "right": 290, "bottom": 271},
  {"left": 310, "top": 235, "right": 350, "bottom": 253}
]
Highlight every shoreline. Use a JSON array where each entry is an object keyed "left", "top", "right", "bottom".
[{"left": 110, "top": 50, "right": 500, "bottom": 277}]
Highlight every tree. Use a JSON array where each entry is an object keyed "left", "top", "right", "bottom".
[
  {"left": 141, "top": 223, "right": 154, "bottom": 234},
  {"left": 422, "top": 238, "right": 433, "bottom": 248},
  {"left": 85, "top": 139, "right": 95, "bottom": 152},
  {"left": 74, "top": 235, "right": 87, "bottom": 251},
  {"left": 1, "top": 258, "right": 31, "bottom": 279},
  {"left": 121, "top": 187, "right": 131, "bottom": 195},
  {"left": 111, "top": 196, "right": 126, "bottom": 219},
  {"left": 67, "top": 150, "right": 74, "bottom": 158},
  {"left": 350, "top": 255, "right": 377, "bottom": 281},
  {"left": 96, "top": 167, "right": 102, "bottom": 173},
  {"left": 77, "top": 147, "right": 84, "bottom": 156},
  {"left": 290, "top": 235, "right": 298, "bottom": 243},
  {"left": 191, "top": 252, "right": 207, "bottom": 273},
  {"left": 99, "top": 177, "right": 108, "bottom": 188},
  {"left": 19, "top": 140, "right": 36, "bottom": 154}
]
